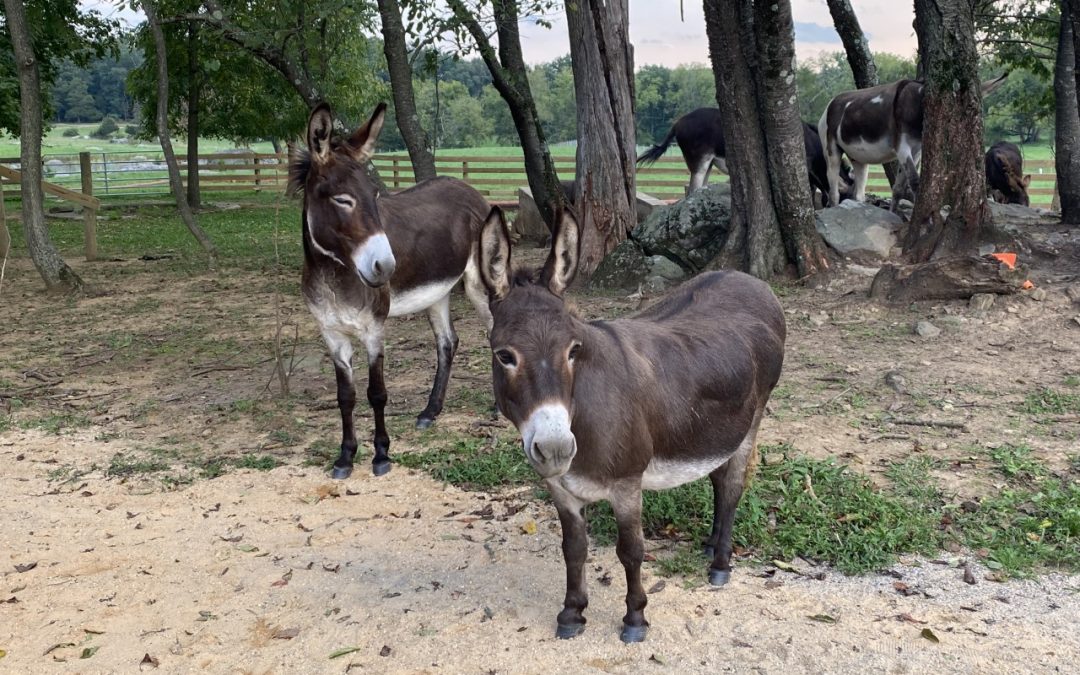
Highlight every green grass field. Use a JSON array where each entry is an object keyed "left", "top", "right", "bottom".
[{"left": 0, "top": 122, "right": 275, "bottom": 158}]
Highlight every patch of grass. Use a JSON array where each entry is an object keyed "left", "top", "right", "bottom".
[
  {"left": 1022, "top": 388, "right": 1080, "bottom": 416},
  {"left": 987, "top": 443, "right": 1047, "bottom": 481},
  {"left": 1063, "top": 375, "right": 1080, "bottom": 388},
  {"left": 396, "top": 435, "right": 533, "bottom": 490},
  {"left": 232, "top": 454, "right": 281, "bottom": 471},
  {"left": 654, "top": 547, "right": 706, "bottom": 580},
  {"left": 303, "top": 439, "right": 338, "bottom": 468},
  {"left": 885, "top": 456, "right": 943, "bottom": 504},
  {"left": 106, "top": 453, "right": 170, "bottom": 478},
  {"left": 21, "top": 412, "right": 92, "bottom": 434}
]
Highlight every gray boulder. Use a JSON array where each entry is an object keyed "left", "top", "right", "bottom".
[
  {"left": 987, "top": 201, "right": 1058, "bottom": 227},
  {"left": 591, "top": 241, "right": 687, "bottom": 292},
  {"left": 632, "top": 182, "right": 732, "bottom": 272},
  {"left": 815, "top": 201, "right": 904, "bottom": 258}
]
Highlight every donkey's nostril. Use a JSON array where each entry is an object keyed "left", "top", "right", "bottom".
[
  {"left": 373, "top": 260, "right": 382, "bottom": 276},
  {"left": 532, "top": 442, "right": 547, "bottom": 463}
]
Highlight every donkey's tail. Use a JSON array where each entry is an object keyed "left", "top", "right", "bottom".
[{"left": 636, "top": 125, "right": 678, "bottom": 167}]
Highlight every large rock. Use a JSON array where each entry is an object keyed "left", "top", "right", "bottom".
[
  {"left": 815, "top": 201, "right": 904, "bottom": 258},
  {"left": 987, "top": 201, "right": 1059, "bottom": 227},
  {"left": 591, "top": 241, "right": 687, "bottom": 292},
  {"left": 632, "top": 182, "right": 732, "bottom": 272}
]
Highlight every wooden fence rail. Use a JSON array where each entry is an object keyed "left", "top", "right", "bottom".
[{"left": 0, "top": 151, "right": 1062, "bottom": 209}]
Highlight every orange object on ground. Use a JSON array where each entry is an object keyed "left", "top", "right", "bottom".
[
  {"left": 990, "top": 252, "right": 1017, "bottom": 269},
  {"left": 1022, "top": 280, "right": 1035, "bottom": 290}
]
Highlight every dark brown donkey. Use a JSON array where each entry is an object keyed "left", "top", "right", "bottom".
[
  {"left": 290, "top": 103, "right": 491, "bottom": 479},
  {"left": 478, "top": 207, "right": 786, "bottom": 642}
]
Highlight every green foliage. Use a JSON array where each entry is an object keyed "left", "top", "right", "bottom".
[
  {"left": 62, "top": 127, "right": 80, "bottom": 137},
  {"left": 92, "top": 116, "right": 118, "bottom": 138},
  {"left": 1022, "top": 388, "right": 1080, "bottom": 416},
  {"left": 396, "top": 435, "right": 534, "bottom": 490},
  {"left": 987, "top": 444, "right": 1047, "bottom": 482}
]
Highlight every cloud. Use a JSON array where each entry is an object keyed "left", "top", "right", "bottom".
[{"left": 793, "top": 22, "right": 843, "bottom": 45}]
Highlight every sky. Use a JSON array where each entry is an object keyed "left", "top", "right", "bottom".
[{"left": 79, "top": 0, "right": 919, "bottom": 70}]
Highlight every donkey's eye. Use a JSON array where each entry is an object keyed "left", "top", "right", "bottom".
[
  {"left": 568, "top": 343, "right": 582, "bottom": 362},
  {"left": 495, "top": 349, "right": 517, "bottom": 367},
  {"left": 332, "top": 195, "right": 355, "bottom": 209}
]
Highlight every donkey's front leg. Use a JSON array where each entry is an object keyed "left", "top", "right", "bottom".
[
  {"left": 417, "top": 294, "right": 458, "bottom": 430},
  {"left": 364, "top": 329, "right": 392, "bottom": 477},
  {"left": 324, "top": 331, "right": 359, "bottom": 480},
  {"left": 550, "top": 484, "right": 589, "bottom": 639},
  {"left": 611, "top": 484, "right": 648, "bottom": 643}
]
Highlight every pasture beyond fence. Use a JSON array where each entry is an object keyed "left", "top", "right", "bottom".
[{"left": 0, "top": 148, "right": 1061, "bottom": 211}]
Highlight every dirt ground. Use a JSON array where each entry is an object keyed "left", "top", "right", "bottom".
[{"left": 2, "top": 228, "right": 1080, "bottom": 673}]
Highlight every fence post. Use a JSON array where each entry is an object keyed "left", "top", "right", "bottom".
[
  {"left": 392, "top": 158, "right": 400, "bottom": 189},
  {"left": 253, "top": 155, "right": 261, "bottom": 190},
  {"left": 101, "top": 152, "right": 109, "bottom": 194},
  {"left": 79, "top": 152, "right": 97, "bottom": 261},
  {"left": 462, "top": 160, "right": 469, "bottom": 184},
  {"left": 0, "top": 176, "right": 8, "bottom": 260},
  {"left": 1052, "top": 177, "right": 1060, "bottom": 211}
]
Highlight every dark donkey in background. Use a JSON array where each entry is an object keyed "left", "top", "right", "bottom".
[
  {"left": 985, "top": 141, "right": 1031, "bottom": 206},
  {"left": 478, "top": 207, "right": 786, "bottom": 642},
  {"left": 637, "top": 106, "right": 853, "bottom": 204},
  {"left": 289, "top": 103, "right": 492, "bottom": 479}
]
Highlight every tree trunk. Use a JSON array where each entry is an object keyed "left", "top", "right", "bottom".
[
  {"left": 755, "top": 0, "right": 830, "bottom": 278},
  {"left": 447, "top": 0, "right": 565, "bottom": 227},
  {"left": 703, "top": 0, "right": 785, "bottom": 278},
  {"left": 1059, "top": 1, "right": 1080, "bottom": 223},
  {"left": 144, "top": 0, "right": 217, "bottom": 263},
  {"left": 2, "top": 0, "right": 84, "bottom": 292},
  {"left": 186, "top": 21, "right": 201, "bottom": 210},
  {"left": 826, "top": 0, "right": 878, "bottom": 88},
  {"left": 566, "top": 0, "right": 637, "bottom": 278},
  {"left": 904, "top": 0, "right": 989, "bottom": 262},
  {"left": 377, "top": 0, "right": 436, "bottom": 182}
]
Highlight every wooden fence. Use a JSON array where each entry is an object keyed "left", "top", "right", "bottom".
[{"left": 0, "top": 150, "right": 1062, "bottom": 208}]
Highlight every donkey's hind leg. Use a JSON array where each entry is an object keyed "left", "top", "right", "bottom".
[
  {"left": 416, "top": 293, "right": 458, "bottom": 430},
  {"left": 323, "top": 330, "right": 359, "bottom": 480},
  {"left": 704, "top": 410, "right": 762, "bottom": 585}
]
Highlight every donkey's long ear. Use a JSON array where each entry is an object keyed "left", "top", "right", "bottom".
[
  {"left": 541, "top": 207, "right": 580, "bottom": 297},
  {"left": 307, "top": 103, "right": 335, "bottom": 166},
  {"left": 479, "top": 207, "right": 512, "bottom": 302},
  {"left": 346, "top": 103, "right": 387, "bottom": 163}
]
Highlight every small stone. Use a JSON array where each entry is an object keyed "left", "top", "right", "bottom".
[
  {"left": 914, "top": 321, "right": 941, "bottom": 338},
  {"left": 808, "top": 312, "right": 829, "bottom": 327},
  {"left": 1066, "top": 284, "right": 1080, "bottom": 304},
  {"left": 1006, "top": 305, "right": 1019, "bottom": 314},
  {"left": 969, "top": 293, "right": 995, "bottom": 311},
  {"left": 933, "top": 442, "right": 948, "bottom": 452},
  {"left": 1028, "top": 287, "right": 1047, "bottom": 302}
]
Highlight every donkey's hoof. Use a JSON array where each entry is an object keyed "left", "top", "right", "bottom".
[
  {"left": 331, "top": 465, "right": 354, "bottom": 480},
  {"left": 415, "top": 416, "right": 435, "bottom": 430},
  {"left": 372, "top": 459, "right": 392, "bottom": 477},
  {"left": 708, "top": 568, "right": 731, "bottom": 587},
  {"left": 619, "top": 624, "right": 648, "bottom": 643},
  {"left": 556, "top": 622, "right": 585, "bottom": 640}
]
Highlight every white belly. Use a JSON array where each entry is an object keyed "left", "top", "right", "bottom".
[
  {"left": 838, "top": 132, "right": 896, "bottom": 165},
  {"left": 641, "top": 455, "right": 729, "bottom": 491},
  {"left": 388, "top": 276, "right": 460, "bottom": 317}
]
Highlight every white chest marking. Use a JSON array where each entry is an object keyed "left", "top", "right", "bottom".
[
  {"left": 641, "top": 456, "right": 730, "bottom": 491},
  {"left": 554, "top": 473, "right": 613, "bottom": 505},
  {"left": 388, "top": 277, "right": 460, "bottom": 317},
  {"left": 307, "top": 283, "right": 378, "bottom": 338}
]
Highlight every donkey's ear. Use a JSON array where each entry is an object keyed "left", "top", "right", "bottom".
[
  {"left": 307, "top": 103, "right": 335, "bottom": 165},
  {"left": 346, "top": 103, "right": 387, "bottom": 163},
  {"left": 1021, "top": 174, "right": 1032, "bottom": 188},
  {"left": 541, "top": 208, "right": 580, "bottom": 297},
  {"left": 479, "top": 206, "right": 512, "bottom": 302}
]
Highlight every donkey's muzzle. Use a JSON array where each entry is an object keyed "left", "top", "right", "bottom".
[
  {"left": 354, "top": 233, "right": 396, "bottom": 288},
  {"left": 529, "top": 437, "right": 577, "bottom": 478},
  {"left": 521, "top": 404, "right": 576, "bottom": 478}
]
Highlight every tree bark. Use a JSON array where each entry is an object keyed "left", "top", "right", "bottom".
[
  {"left": 377, "top": 0, "right": 436, "bottom": 182},
  {"left": 904, "top": 0, "right": 989, "bottom": 262},
  {"left": 2, "top": 0, "right": 84, "bottom": 292},
  {"left": 826, "top": 0, "right": 878, "bottom": 88},
  {"left": 144, "top": 0, "right": 217, "bottom": 263},
  {"left": 1058, "top": 0, "right": 1080, "bottom": 223},
  {"left": 186, "top": 21, "right": 201, "bottom": 210},
  {"left": 447, "top": 0, "right": 565, "bottom": 227},
  {"left": 869, "top": 255, "right": 1025, "bottom": 304},
  {"left": 755, "top": 0, "right": 830, "bottom": 278},
  {"left": 703, "top": 0, "right": 785, "bottom": 278},
  {"left": 566, "top": 0, "right": 637, "bottom": 278}
]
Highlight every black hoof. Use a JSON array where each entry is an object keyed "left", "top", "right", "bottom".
[
  {"left": 620, "top": 624, "right": 648, "bottom": 643},
  {"left": 709, "top": 568, "right": 731, "bottom": 587},
  {"left": 556, "top": 623, "right": 585, "bottom": 640},
  {"left": 416, "top": 416, "right": 435, "bottom": 430},
  {"left": 372, "top": 459, "right": 392, "bottom": 477},
  {"left": 331, "top": 465, "right": 353, "bottom": 480}
]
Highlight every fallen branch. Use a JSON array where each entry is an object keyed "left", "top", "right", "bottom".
[
  {"left": 0, "top": 379, "right": 63, "bottom": 398},
  {"left": 888, "top": 418, "right": 968, "bottom": 431}
]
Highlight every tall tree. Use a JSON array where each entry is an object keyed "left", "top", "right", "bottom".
[
  {"left": 141, "top": 0, "right": 217, "bottom": 263},
  {"left": 186, "top": 20, "right": 200, "bottom": 207},
  {"left": 904, "top": 0, "right": 990, "bottom": 261},
  {"left": 826, "top": 0, "right": 878, "bottom": 89},
  {"left": 1, "top": 0, "right": 114, "bottom": 291},
  {"left": 1055, "top": 0, "right": 1080, "bottom": 222},
  {"left": 566, "top": 0, "right": 637, "bottom": 277},
  {"left": 377, "top": 0, "right": 436, "bottom": 181},
  {"left": 430, "top": 0, "right": 567, "bottom": 228}
]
